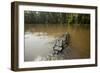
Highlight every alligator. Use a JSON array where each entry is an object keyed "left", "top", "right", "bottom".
[{"left": 53, "top": 33, "right": 70, "bottom": 55}]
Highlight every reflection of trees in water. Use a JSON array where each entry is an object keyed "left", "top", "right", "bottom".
[{"left": 25, "top": 24, "right": 90, "bottom": 36}]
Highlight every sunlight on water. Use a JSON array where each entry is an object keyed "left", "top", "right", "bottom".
[{"left": 24, "top": 32, "right": 56, "bottom": 61}]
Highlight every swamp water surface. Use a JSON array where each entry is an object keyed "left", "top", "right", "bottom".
[{"left": 24, "top": 25, "right": 90, "bottom": 61}]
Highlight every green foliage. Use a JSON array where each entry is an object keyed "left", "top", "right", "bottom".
[{"left": 24, "top": 11, "right": 90, "bottom": 27}]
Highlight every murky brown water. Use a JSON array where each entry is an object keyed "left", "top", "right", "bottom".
[{"left": 24, "top": 24, "right": 90, "bottom": 61}]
